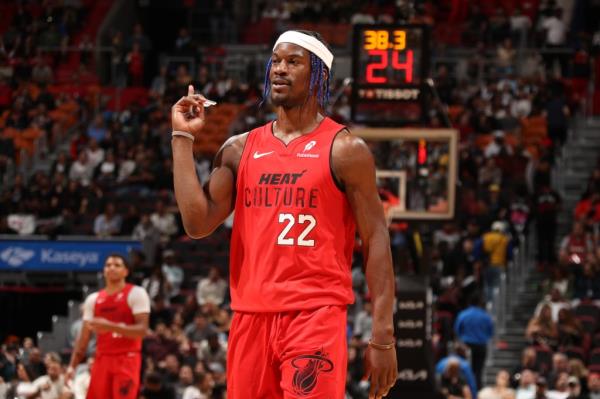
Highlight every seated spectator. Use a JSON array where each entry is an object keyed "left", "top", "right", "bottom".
[
  {"left": 30, "top": 357, "right": 67, "bottom": 398},
  {"left": 140, "top": 371, "right": 175, "bottom": 399},
  {"left": 142, "top": 267, "right": 171, "bottom": 303},
  {"left": 173, "top": 364, "right": 194, "bottom": 399},
  {"left": 526, "top": 303, "right": 558, "bottom": 347},
  {"left": 587, "top": 372, "right": 600, "bottom": 399},
  {"left": 559, "top": 221, "right": 594, "bottom": 269},
  {"left": 196, "top": 266, "right": 227, "bottom": 306},
  {"left": 485, "top": 131, "right": 513, "bottom": 159},
  {"left": 515, "top": 369, "right": 536, "bottom": 399},
  {"left": 547, "top": 371, "right": 570, "bottom": 398},
  {"left": 573, "top": 262, "right": 600, "bottom": 300},
  {"left": 133, "top": 213, "right": 161, "bottom": 265},
  {"left": 150, "top": 200, "right": 178, "bottom": 242},
  {"left": 556, "top": 308, "right": 584, "bottom": 347},
  {"left": 158, "top": 353, "right": 180, "bottom": 385},
  {"left": 196, "top": 333, "right": 227, "bottom": 371},
  {"left": 25, "top": 348, "right": 46, "bottom": 380},
  {"left": 93, "top": 202, "right": 122, "bottom": 237},
  {"left": 548, "top": 354, "right": 570, "bottom": 390},
  {"left": 511, "top": 348, "right": 539, "bottom": 388},
  {"left": 535, "top": 289, "right": 571, "bottom": 322},
  {"left": 435, "top": 342, "right": 478, "bottom": 397},
  {"left": 353, "top": 301, "right": 373, "bottom": 345},
  {"left": 184, "top": 313, "right": 217, "bottom": 345},
  {"left": 143, "top": 322, "right": 179, "bottom": 363},
  {"left": 182, "top": 372, "right": 213, "bottom": 399},
  {"left": 85, "top": 138, "right": 104, "bottom": 169},
  {"left": 161, "top": 249, "right": 184, "bottom": 302},
  {"left": 478, "top": 369, "right": 516, "bottom": 399},
  {"left": 439, "top": 358, "right": 472, "bottom": 399},
  {"left": 69, "top": 152, "right": 95, "bottom": 187}
]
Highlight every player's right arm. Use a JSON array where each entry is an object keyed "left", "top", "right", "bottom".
[{"left": 171, "top": 84, "right": 244, "bottom": 238}]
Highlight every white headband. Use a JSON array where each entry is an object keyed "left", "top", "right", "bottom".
[{"left": 273, "top": 31, "right": 333, "bottom": 70}]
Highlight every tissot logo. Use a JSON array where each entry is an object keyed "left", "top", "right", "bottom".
[{"left": 258, "top": 170, "right": 307, "bottom": 185}]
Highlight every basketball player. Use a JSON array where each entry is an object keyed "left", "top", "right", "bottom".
[
  {"left": 171, "top": 30, "right": 397, "bottom": 398},
  {"left": 66, "top": 254, "right": 150, "bottom": 399}
]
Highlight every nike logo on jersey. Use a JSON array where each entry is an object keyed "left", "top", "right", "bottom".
[{"left": 253, "top": 151, "right": 274, "bottom": 159}]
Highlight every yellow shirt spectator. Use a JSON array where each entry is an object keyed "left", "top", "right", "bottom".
[{"left": 483, "top": 229, "right": 509, "bottom": 267}]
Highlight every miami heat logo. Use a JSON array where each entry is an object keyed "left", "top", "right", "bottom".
[{"left": 291, "top": 349, "right": 334, "bottom": 395}]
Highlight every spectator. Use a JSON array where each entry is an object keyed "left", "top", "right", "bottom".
[
  {"left": 173, "top": 364, "right": 194, "bottom": 399},
  {"left": 70, "top": 357, "right": 93, "bottom": 399},
  {"left": 196, "top": 266, "right": 227, "bottom": 306},
  {"left": 566, "top": 376, "right": 583, "bottom": 399},
  {"left": 559, "top": 222, "right": 593, "bottom": 269},
  {"left": 85, "top": 139, "right": 105, "bottom": 169},
  {"left": 526, "top": 303, "right": 558, "bottom": 347},
  {"left": 454, "top": 293, "right": 494, "bottom": 390},
  {"left": 141, "top": 266, "right": 171, "bottom": 302},
  {"left": 485, "top": 131, "right": 514, "bottom": 159},
  {"left": 133, "top": 213, "right": 161, "bottom": 265},
  {"left": 516, "top": 369, "right": 537, "bottom": 399},
  {"left": 439, "top": 358, "right": 472, "bottom": 399},
  {"left": 511, "top": 348, "right": 539, "bottom": 388},
  {"left": 69, "top": 152, "right": 94, "bottom": 187},
  {"left": 161, "top": 249, "right": 184, "bottom": 302},
  {"left": 478, "top": 369, "right": 516, "bottom": 399},
  {"left": 435, "top": 342, "right": 478, "bottom": 397},
  {"left": 25, "top": 347, "right": 47, "bottom": 380},
  {"left": 540, "top": 9, "right": 567, "bottom": 77},
  {"left": 482, "top": 221, "right": 510, "bottom": 302},
  {"left": 140, "top": 371, "right": 176, "bottom": 399},
  {"left": 196, "top": 333, "right": 227, "bottom": 373},
  {"left": 87, "top": 115, "right": 107, "bottom": 143},
  {"left": 353, "top": 301, "right": 373, "bottom": 344},
  {"left": 30, "top": 358, "right": 66, "bottom": 399},
  {"left": 548, "top": 354, "right": 570, "bottom": 390},
  {"left": 586, "top": 373, "right": 600, "bottom": 399},
  {"left": 182, "top": 371, "right": 213, "bottom": 399},
  {"left": 534, "top": 184, "right": 562, "bottom": 271},
  {"left": 150, "top": 200, "right": 178, "bottom": 242},
  {"left": 548, "top": 372, "right": 570, "bottom": 398},
  {"left": 93, "top": 202, "right": 122, "bottom": 237},
  {"left": 556, "top": 308, "right": 584, "bottom": 347},
  {"left": 184, "top": 313, "right": 217, "bottom": 345}
]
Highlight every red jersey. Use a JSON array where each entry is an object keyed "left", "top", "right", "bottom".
[
  {"left": 84, "top": 284, "right": 149, "bottom": 355},
  {"left": 230, "top": 117, "right": 356, "bottom": 312}
]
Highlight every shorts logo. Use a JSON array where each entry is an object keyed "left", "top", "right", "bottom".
[
  {"left": 291, "top": 349, "right": 334, "bottom": 396},
  {"left": 119, "top": 379, "right": 133, "bottom": 396}
]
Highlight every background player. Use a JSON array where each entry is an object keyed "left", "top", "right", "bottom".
[
  {"left": 171, "top": 30, "right": 397, "bottom": 398},
  {"left": 67, "top": 254, "right": 151, "bottom": 399}
]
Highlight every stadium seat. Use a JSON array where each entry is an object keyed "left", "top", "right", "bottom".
[
  {"left": 589, "top": 348, "right": 600, "bottom": 372},
  {"left": 533, "top": 345, "right": 554, "bottom": 375}
]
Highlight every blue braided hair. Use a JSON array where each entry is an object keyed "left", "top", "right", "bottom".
[{"left": 261, "top": 34, "right": 331, "bottom": 110}]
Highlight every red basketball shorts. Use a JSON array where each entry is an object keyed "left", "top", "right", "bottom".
[
  {"left": 86, "top": 352, "right": 141, "bottom": 399},
  {"left": 227, "top": 305, "right": 348, "bottom": 399}
]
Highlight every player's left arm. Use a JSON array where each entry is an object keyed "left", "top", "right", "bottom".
[
  {"left": 332, "top": 130, "right": 397, "bottom": 398},
  {"left": 88, "top": 313, "right": 149, "bottom": 338}
]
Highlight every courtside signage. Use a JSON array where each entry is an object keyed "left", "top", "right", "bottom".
[{"left": 0, "top": 240, "right": 141, "bottom": 271}]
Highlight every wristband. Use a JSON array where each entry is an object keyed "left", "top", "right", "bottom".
[
  {"left": 172, "top": 130, "right": 194, "bottom": 141},
  {"left": 368, "top": 339, "right": 396, "bottom": 350}
]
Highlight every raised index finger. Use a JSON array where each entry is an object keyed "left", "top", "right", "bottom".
[{"left": 188, "top": 84, "right": 194, "bottom": 96}]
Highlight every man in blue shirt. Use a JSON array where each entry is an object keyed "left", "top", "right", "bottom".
[
  {"left": 436, "top": 342, "right": 478, "bottom": 397},
  {"left": 454, "top": 293, "right": 494, "bottom": 390}
]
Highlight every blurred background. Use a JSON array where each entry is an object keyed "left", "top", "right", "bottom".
[{"left": 1, "top": 0, "right": 600, "bottom": 398}]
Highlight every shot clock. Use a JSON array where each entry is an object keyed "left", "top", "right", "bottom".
[{"left": 351, "top": 24, "right": 430, "bottom": 126}]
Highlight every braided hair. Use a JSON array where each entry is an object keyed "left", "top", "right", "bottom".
[{"left": 262, "top": 30, "right": 332, "bottom": 109}]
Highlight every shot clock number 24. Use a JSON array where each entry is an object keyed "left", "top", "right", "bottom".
[{"left": 361, "top": 29, "right": 415, "bottom": 84}]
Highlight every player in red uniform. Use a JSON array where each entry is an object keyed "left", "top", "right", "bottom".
[
  {"left": 171, "top": 30, "right": 397, "bottom": 398},
  {"left": 66, "top": 254, "right": 150, "bottom": 399}
]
